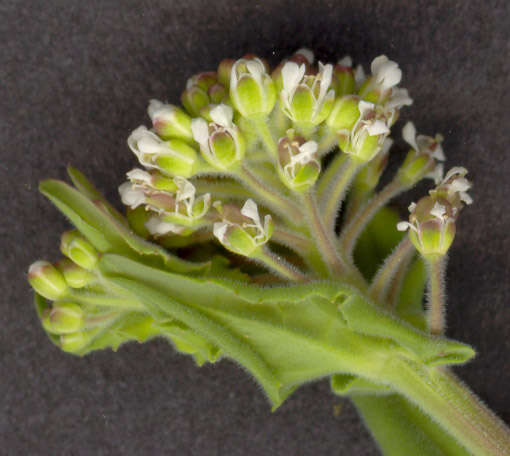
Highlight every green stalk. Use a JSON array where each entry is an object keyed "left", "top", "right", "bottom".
[
  {"left": 339, "top": 178, "right": 406, "bottom": 257},
  {"left": 254, "top": 247, "right": 308, "bottom": 282},
  {"left": 425, "top": 255, "right": 447, "bottom": 336},
  {"left": 251, "top": 117, "right": 279, "bottom": 160},
  {"left": 383, "top": 361, "right": 510, "bottom": 456}
]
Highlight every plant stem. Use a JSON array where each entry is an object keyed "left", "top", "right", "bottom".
[
  {"left": 339, "top": 178, "right": 406, "bottom": 257},
  {"left": 255, "top": 248, "right": 307, "bottom": 282},
  {"left": 316, "top": 152, "right": 348, "bottom": 199},
  {"left": 322, "top": 157, "right": 361, "bottom": 231},
  {"left": 272, "top": 226, "right": 313, "bottom": 255},
  {"left": 236, "top": 165, "right": 302, "bottom": 224},
  {"left": 300, "top": 191, "right": 347, "bottom": 278},
  {"left": 251, "top": 117, "right": 279, "bottom": 160},
  {"left": 426, "top": 255, "right": 447, "bottom": 336},
  {"left": 385, "top": 361, "right": 510, "bottom": 456},
  {"left": 317, "top": 128, "right": 338, "bottom": 158},
  {"left": 369, "top": 237, "right": 414, "bottom": 306}
]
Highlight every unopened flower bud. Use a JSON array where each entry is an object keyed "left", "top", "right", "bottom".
[
  {"left": 181, "top": 85, "right": 210, "bottom": 117},
  {"left": 191, "top": 104, "right": 245, "bottom": 170},
  {"left": 398, "top": 122, "right": 445, "bottom": 187},
  {"left": 128, "top": 126, "right": 198, "bottom": 178},
  {"left": 333, "top": 56, "right": 356, "bottom": 97},
  {"left": 359, "top": 55, "right": 403, "bottom": 104},
  {"left": 28, "top": 260, "right": 68, "bottom": 300},
  {"left": 55, "top": 258, "right": 95, "bottom": 288},
  {"left": 208, "top": 83, "right": 227, "bottom": 104},
  {"left": 397, "top": 197, "right": 456, "bottom": 257},
  {"left": 337, "top": 101, "right": 390, "bottom": 163},
  {"left": 42, "top": 301, "right": 85, "bottom": 334},
  {"left": 280, "top": 61, "right": 335, "bottom": 126},
  {"left": 60, "top": 230, "right": 99, "bottom": 270},
  {"left": 213, "top": 199, "right": 273, "bottom": 257},
  {"left": 326, "top": 95, "right": 360, "bottom": 131},
  {"left": 277, "top": 132, "right": 320, "bottom": 191},
  {"left": 230, "top": 57, "right": 277, "bottom": 119},
  {"left": 147, "top": 99, "right": 193, "bottom": 141},
  {"left": 352, "top": 138, "right": 392, "bottom": 193},
  {"left": 60, "top": 331, "right": 91, "bottom": 353},
  {"left": 217, "top": 59, "right": 235, "bottom": 87}
]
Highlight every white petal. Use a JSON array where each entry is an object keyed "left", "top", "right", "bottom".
[
  {"left": 138, "top": 134, "right": 165, "bottom": 155},
  {"left": 191, "top": 118, "right": 209, "bottom": 146},
  {"left": 210, "top": 104, "right": 233, "bottom": 128},
  {"left": 147, "top": 99, "right": 164, "bottom": 119},
  {"left": 402, "top": 121, "right": 418, "bottom": 151},
  {"left": 318, "top": 63, "right": 333, "bottom": 104},
  {"left": 299, "top": 140, "right": 318, "bottom": 156},
  {"left": 425, "top": 163, "right": 444, "bottom": 184},
  {"left": 386, "top": 88, "right": 413, "bottom": 110},
  {"left": 408, "top": 202, "right": 417, "bottom": 212},
  {"left": 174, "top": 176, "right": 196, "bottom": 201},
  {"left": 430, "top": 202, "right": 446, "bottom": 219},
  {"left": 281, "top": 62, "right": 305, "bottom": 94},
  {"left": 296, "top": 48, "right": 314, "bottom": 64},
  {"left": 449, "top": 177, "right": 471, "bottom": 194},
  {"left": 460, "top": 192, "right": 473, "bottom": 205},
  {"left": 444, "top": 166, "right": 468, "bottom": 182},
  {"left": 354, "top": 65, "right": 366, "bottom": 86},
  {"left": 397, "top": 221, "right": 411, "bottom": 231},
  {"left": 145, "top": 217, "right": 182, "bottom": 236},
  {"left": 118, "top": 182, "right": 145, "bottom": 209},
  {"left": 370, "top": 55, "right": 389, "bottom": 75},
  {"left": 381, "top": 137, "right": 394, "bottom": 154},
  {"left": 126, "top": 168, "right": 152, "bottom": 185},
  {"left": 337, "top": 56, "right": 352, "bottom": 67},
  {"left": 241, "top": 199, "right": 261, "bottom": 225},
  {"left": 371, "top": 55, "right": 402, "bottom": 89},
  {"left": 431, "top": 144, "right": 445, "bottom": 161},
  {"left": 366, "top": 120, "right": 390, "bottom": 136},
  {"left": 358, "top": 100, "right": 375, "bottom": 117},
  {"left": 213, "top": 222, "right": 229, "bottom": 243}
]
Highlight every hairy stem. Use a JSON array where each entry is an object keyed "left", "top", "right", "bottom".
[
  {"left": 339, "top": 178, "right": 406, "bottom": 257},
  {"left": 322, "top": 158, "right": 361, "bottom": 231},
  {"left": 426, "top": 255, "right": 447, "bottom": 336},
  {"left": 317, "top": 128, "right": 338, "bottom": 158},
  {"left": 251, "top": 117, "right": 279, "bottom": 160},
  {"left": 369, "top": 237, "right": 414, "bottom": 306},
  {"left": 254, "top": 247, "right": 307, "bottom": 282},
  {"left": 300, "top": 191, "right": 347, "bottom": 278},
  {"left": 385, "top": 361, "right": 510, "bottom": 456}
]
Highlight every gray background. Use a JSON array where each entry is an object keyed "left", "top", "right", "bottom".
[{"left": 1, "top": 0, "right": 509, "bottom": 454}]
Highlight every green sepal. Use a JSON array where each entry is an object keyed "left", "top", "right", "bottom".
[{"left": 339, "top": 295, "right": 475, "bottom": 366}]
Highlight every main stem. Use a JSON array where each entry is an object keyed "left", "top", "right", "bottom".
[{"left": 386, "top": 361, "right": 510, "bottom": 456}]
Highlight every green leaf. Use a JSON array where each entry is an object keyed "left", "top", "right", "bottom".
[
  {"left": 339, "top": 295, "right": 475, "bottom": 366},
  {"left": 331, "top": 374, "right": 391, "bottom": 395},
  {"left": 99, "top": 254, "right": 402, "bottom": 409}
]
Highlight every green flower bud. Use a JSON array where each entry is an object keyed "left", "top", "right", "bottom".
[
  {"left": 277, "top": 131, "right": 320, "bottom": 192},
  {"left": 217, "top": 58, "right": 235, "bottom": 88},
  {"left": 397, "top": 196, "right": 456, "bottom": 258},
  {"left": 147, "top": 99, "right": 193, "bottom": 141},
  {"left": 191, "top": 104, "right": 245, "bottom": 170},
  {"left": 333, "top": 56, "right": 356, "bottom": 96},
  {"left": 208, "top": 83, "right": 227, "bottom": 104},
  {"left": 352, "top": 138, "right": 391, "bottom": 193},
  {"left": 42, "top": 301, "right": 85, "bottom": 334},
  {"left": 28, "top": 260, "right": 68, "bottom": 300},
  {"left": 326, "top": 95, "right": 360, "bottom": 131},
  {"left": 126, "top": 206, "right": 151, "bottom": 238},
  {"left": 55, "top": 258, "right": 95, "bottom": 288},
  {"left": 181, "top": 86, "right": 210, "bottom": 117},
  {"left": 213, "top": 199, "right": 273, "bottom": 257},
  {"left": 60, "top": 331, "right": 91, "bottom": 353},
  {"left": 397, "top": 122, "right": 445, "bottom": 187},
  {"left": 337, "top": 100, "right": 390, "bottom": 163},
  {"left": 230, "top": 57, "right": 277, "bottom": 119},
  {"left": 60, "top": 230, "right": 98, "bottom": 270},
  {"left": 280, "top": 61, "right": 335, "bottom": 126},
  {"left": 128, "top": 126, "right": 198, "bottom": 178}
]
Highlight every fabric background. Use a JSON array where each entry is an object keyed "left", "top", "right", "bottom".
[{"left": 1, "top": 1, "right": 509, "bottom": 454}]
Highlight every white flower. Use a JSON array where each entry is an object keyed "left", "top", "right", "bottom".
[
  {"left": 403, "top": 122, "right": 445, "bottom": 161},
  {"left": 126, "top": 168, "right": 153, "bottom": 186},
  {"left": 191, "top": 104, "right": 244, "bottom": 169},
  {"left": 128, "top": 126, "right": 168, "bottom": 169},
  {"left": 438, "top": 167, "right": 473, "bottom": 205},
  {"left": 280, "top": 61, "right": 335, "bottom": 123},
  {"left": 282, "top": 140, "right": 319, "bottom": 180},
  {"left": 173, "top": 176, "right": 211, "bottom": 220},
  {"left": 240, "top": 199, "right": 272, "bottom": 244},
  {"left": 371, "top": 55, "right": 402, "bottom": 90}
]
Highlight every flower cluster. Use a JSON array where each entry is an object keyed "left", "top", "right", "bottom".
[{"left": 117, "top": 49, "right": 455, "bottom": 264}]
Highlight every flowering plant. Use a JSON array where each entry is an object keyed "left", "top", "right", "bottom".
[{"left": 28, "top": 49, "right": 510, "bottom": 455}]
